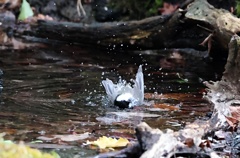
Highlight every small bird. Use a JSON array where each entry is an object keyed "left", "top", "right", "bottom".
[{"left": 102, "top": 65, "right": 144, "bottom": 109}]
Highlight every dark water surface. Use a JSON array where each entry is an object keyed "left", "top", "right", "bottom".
[{"left": 0, "top": 46, "right": 221, "bottom": 157}]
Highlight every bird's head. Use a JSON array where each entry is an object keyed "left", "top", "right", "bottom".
[{"left": 114, "top": 93, "right": 134, "bottom": 109}]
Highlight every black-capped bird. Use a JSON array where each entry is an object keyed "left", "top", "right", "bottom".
[{"left": 102, "top": 65, "right": 144, "bottom": 109}]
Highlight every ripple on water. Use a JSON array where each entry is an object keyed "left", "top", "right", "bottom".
[{"left": 0, "top": 48, "right": 219, "bottom": 157}]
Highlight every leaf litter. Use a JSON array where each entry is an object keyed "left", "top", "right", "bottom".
[{"left": 84, "top": 136, "right": 130, "bottom": 149}]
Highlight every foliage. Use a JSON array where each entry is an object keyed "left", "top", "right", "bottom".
[
  {"left": 109, "top": 0, "right": 163, "bottom": 20},
  {"left": 0, "top": 135, "right": 60, "bottom": 158},
  {"left": 18, "top": 0, "right": 34, "bottom": 21},
  {"left": 85, "top": 136, "right": 129, "bottom": 149},
  {"left": 237, "top": 0, "right": 240, "bottom": 17}
]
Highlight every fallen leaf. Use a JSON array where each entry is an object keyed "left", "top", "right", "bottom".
[
  {"left": 229, "top": 106, "right": 240, "bottom": 120},
  {"left": 224, "top": 115, "right": 239, "bottom": 131},
  {"left": 199, "top": 140, "right": 211, "bottom": 149},
  {"left": 18, "top": 0, "right": 34, "bottom": 21},
  {"left": 85, "top": 136, "right": 129, "bottom": 149},
  {"left": 184, "top": 138, "right": 194, "bottom": 148}
]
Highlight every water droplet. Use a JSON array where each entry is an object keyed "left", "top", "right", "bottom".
[
  {"left": 104, "top": 7, "right": 108, "bottom": 11},
  {"left": 71, "top": 100, "right": 76, "bottom": 105}
]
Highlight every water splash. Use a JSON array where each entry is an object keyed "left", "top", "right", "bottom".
[{"left": 102, "top": 65, "right": 144, "bottom": 108}]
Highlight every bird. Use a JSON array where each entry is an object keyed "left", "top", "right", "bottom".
[{"left": 102, "top": 65, "right": 144, "bottom": 109}]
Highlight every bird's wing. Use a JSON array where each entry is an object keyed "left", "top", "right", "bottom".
[{"left": 102, "top": 79, "right": 118, "bottom": 103}]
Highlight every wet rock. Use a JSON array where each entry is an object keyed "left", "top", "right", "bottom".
[
  {"left": 136, "top": 122, "right": 184, "bottom": 158},
  {"left": 0, "top": 10, "right": 16, "bottom": 26},
  {"left": 135, "top": 122, "right": 162, "bottom": 151}
]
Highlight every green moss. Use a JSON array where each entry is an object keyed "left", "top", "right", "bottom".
[{"left": 237, "top": 1, "right": 240, "bottom": 17}]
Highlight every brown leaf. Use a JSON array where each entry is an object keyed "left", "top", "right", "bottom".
[
  {"left": 229, "top": 106, "right": 240, "bottom": 120},
  {"left": 184, "top": 138, "right": 194, "bottom": 148},
  {"left": 199, "top": 140, "right": 211, "bottom": 149},
  {"left": 224, "top": 115, "right": 239, "bottom": 131}
]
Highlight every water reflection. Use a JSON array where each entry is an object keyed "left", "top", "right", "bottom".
[{"left": 0, "top": 46, "right": 221, "bottom": 157}]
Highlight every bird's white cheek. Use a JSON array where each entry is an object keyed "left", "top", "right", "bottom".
[{"left": 116, "top": 93, "right": 133, "bottom": 102}]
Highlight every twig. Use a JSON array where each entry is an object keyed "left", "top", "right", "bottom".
[
  {"left": 77, "top": 0, "right": 86, "bottom": 17},
  {"left": 197, "top": 24, "right": 213, "bottom": 33}
]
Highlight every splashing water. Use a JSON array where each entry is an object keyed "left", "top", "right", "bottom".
[{"left": 102, "top": 65, "right": 144, "bottom": 108}]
